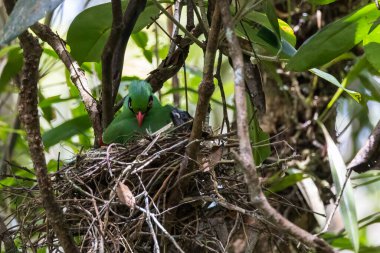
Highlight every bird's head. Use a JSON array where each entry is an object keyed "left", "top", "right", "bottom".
[{"left": 125, "top": 80, "right": 154, "bottom": 127}]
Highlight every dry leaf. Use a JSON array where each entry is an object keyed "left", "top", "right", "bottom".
[
  {"left": 116, "top": 182, "right": 135, "bottom": 208},
  {"left": 200, "top": 146, "right": 223, "bottom": 172}
]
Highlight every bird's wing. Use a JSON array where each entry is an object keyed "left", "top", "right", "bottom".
[{"left": 102, "top": 110, "right": 141, "bottom": 144}]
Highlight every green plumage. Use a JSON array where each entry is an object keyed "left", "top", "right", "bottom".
[{"left": 102, "top": 80, "right": 173, "bottom": 144}]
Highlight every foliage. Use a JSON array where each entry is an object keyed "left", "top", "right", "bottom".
[{"left": 0, "top": 0, "right": 380, "bottom": 252}]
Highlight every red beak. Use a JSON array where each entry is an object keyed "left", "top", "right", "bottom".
[{"left": 136, "top": 111, "right": 145, "bottom": 127}]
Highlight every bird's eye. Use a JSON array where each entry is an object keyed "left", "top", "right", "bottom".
[
  {"left": 128, "top": 98, "right": 133, "bottom": 112},
  {"left": 147, "top": 96, "right": 153, "bottom": 109}
]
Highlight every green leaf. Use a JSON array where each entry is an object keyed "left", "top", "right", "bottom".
[
  {"left": 0, "top": 0, "right": 63, "bottom": 45},
  {"left": 67, "top": 1, "right": 159, "bottom": 64},
  {"left": 363, "top": 24, "right": 380, "bottom": 71},
  {"left": 132, "top": 31, "right": 148, "bottom": 48},
  {"left": 287, "top": 3, "right": 380, "bottom": 71},
  {"left": 309, "top": 68, "right": 361, "bottom": 103},
  {"left": 42, "top": 115, "right": 91, "bottom": 148},
  {"left": 318, "top": 122, "right": 359, "bottom": 253},
  {"left": 247, "top": 96, "right": 271, "bottom": 165},
  {"left": 39, "top": 95, "right": 76, "bottom": 108},
  {"left": 0, "top": 47, "right": 23, "bottom": 91},
  {"left": 236, "top": 10, "right": 296, "bottom": 56},
  {"left": 38, "top": 92, "right": 56, "bottom": 122},
  {"left": 268, "top": 173, "right": 308, "bottom": 193},
  {"left": 307, "top": 0, "right": 337, "bottom": 5},
  {"left": 265, "top": 0, "right": 281, "bottom": 41},
  {"left": 132, "top": 31, "right": 153, "bottom": 62}
]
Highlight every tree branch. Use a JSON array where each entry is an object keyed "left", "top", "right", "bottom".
[
  {"left": 348, "top": 119, "right": 380, "bottom": 173},
  {"left": 186, "top": 5, "right": 221, "bottom": 161},
  {"left": 145, "top": 24, "right": 203, "bottom": 93},
  {"left": 18, "top": 31, "right": 79, "bottom": 253},
  {"left": 31, "top": 23, "right": 103, "bottom": 146},
  {"left": 101, "top": 0, "right": 123, "bottom": 128},
  {"left": 110, "top": 0, "right": 147, "bottom": 107},
  {"left": 219, "top": 1, "right": 333, "bottom": 252}
]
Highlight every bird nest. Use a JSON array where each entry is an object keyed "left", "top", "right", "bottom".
[{"left": 3, "top": 125, "right": 312, "bottom": 253}]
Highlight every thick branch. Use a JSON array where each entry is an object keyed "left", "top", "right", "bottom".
[
  {"left": 31, "top": 23, "right": 102, "bottom": 146},
  {"left": 219, "top": 1, "right": 333, "bottom": 252},
  {"left": 18, "top": 31, "right": 79, "bottom": 253},
  {"left": 164, "top": 5, "right": 221, "bottom": 235},
  {"left": 111, "top": 0, "right": 147, "bottom": 106},
  {"left": 101, "top": 0, "right": 123, "bottom": 128},
  {"left": 146, "top": 25, "right": 203, "bottom": 93},
  {"left": 186, "top": 5, "right": 221, "bottom": 161},
  {"left": 348, "top": 119, "right": 380, "bottom": 173}
]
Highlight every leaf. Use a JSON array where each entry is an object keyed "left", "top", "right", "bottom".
[
  {"left": 236, "top": 10, "right": 296, "bottom": 56},
  {"left": 287, "top": 4, "right": 380, "bottom": 71},
  {"left": 132, "top": 32, "right": 148, "bottom": 49},
  {"left": 132, "top": 32, "right": 153, "bottom": 62},
  {"left": 39, "top": 95, "right": 76, "bottom": 108},
  {"left": 38, "top": 92, "right": 56, "bottom": 122},
  {"left": 363, "top": 24, "right": 380, "bottom": 71},
  {"left": 67, "top": 1, "right": 159, "bottom": 64},
  {"left": 268, "top": 173, "right": 307, "bottom": 193},
  {"left": 0, "top": 47, "right": 23, "bottom": 91},
  {"left": 297, "top": 177, "right": 326, "bottom": 227},
  {"left": 307, "top": 0, "right": 337, "bottom": 4},
  {"left": 42, "top": 115, "right": 91, "bottom": 148},
  {"left": 247, "top": 95, "right": 271, "bottom": 165},
  {"left": 116, "top": 182, "right": 136, "bottom": 208},
  {"left": 309, "top": 68, "right": 361, "bottom": 103},
  {"left": 200, "top": 146, "right": 223, "bottom": 172},
  {"left": 318, "top": 122, "right": 359, "bottom": 253},
  {"left": 0, "top": 0, "right": 64, "bottom": 45},
  {"left": 265, "top": 0, "right": 281, "bottom": 41}
]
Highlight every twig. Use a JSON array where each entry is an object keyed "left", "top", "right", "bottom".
[
  {"left": 348, "top": 119, "right": 380, "bottom": 173},
  {"left": 215, "top": 51, "right": 230, "bottom": 133},
  {"left": 219, "top": 1, "right": 334, "bottom": 252},
  {"left": 17, "top": 30, "right": 79, "bottom": 252},
  {"left": 0, "top": 215, "right": 18, "bottom": 253},
  {"left": 101, "top": 0, "right": 123, "bottom": 128},
  {"left": 145, "top": 24, "right": 203, "bottom": 92},
  {"left": 31, "top": 23, "right": 102, "bottom": 146},
  {"left": 111, "top": 0, "right": 147, "bottom": 106},
  {"left": 145, "top": 196, "right": 160, "bottom": 253},
  {"left": 151, "top": 0, "right": 203, "bottom": 48},
  {"left": 318, "top": 169, "right": 353, "bottom": 235},
  {"left": 134, "top": 205, "right": 185, "bottom": 253},
  {"left": 168, "top": 0, "right": 183, "bottom": 55},
  {"left": 320, "top": 120, "right": 380, "bottom": 233}
]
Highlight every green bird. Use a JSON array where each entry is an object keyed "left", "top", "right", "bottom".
[{"left": 102, "top": 80, "right": 173, "bottom": 144}]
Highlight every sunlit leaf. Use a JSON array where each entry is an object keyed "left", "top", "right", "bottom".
[
  {"left": 363, "top": 24, "right": 380, "bottom": 71},
  {"left": 310, "top": 68, "right": 361, "bottom": 103},
  {"left": 265, "top": 0, "right": 281, "bottom": 41},
  {"left": 67, "top": 1, "right": 159, "bottom": 64},
  {"left": 319, "top": 122, "right": 359, "bottom": 253},
  {"left": 236, "top": 10, "right": 296, "bottom": 56},
  {"left": 287, "top": 4, "right": 380, "bottom": 71},
  {"left": 0, "top": 0, "right": 64, "bottom": 45}
]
